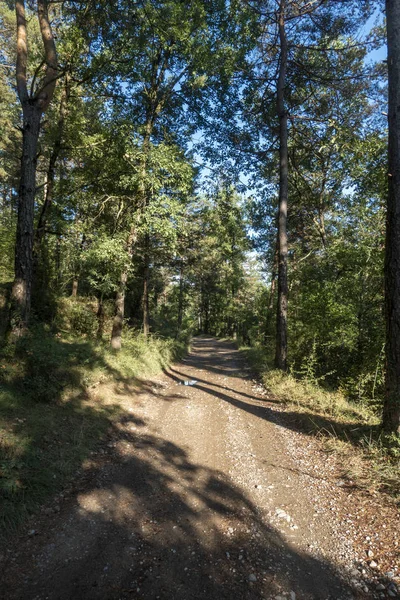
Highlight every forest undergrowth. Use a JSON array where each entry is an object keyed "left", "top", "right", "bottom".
[
  {"left": 0, "top": 297, "right": 188, "bottom": 539},
  {"left": 241, "top": 345, "right": 400, "bottom": 504}
]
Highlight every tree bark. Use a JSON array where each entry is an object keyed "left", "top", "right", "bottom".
[
  {"left": 110, "top": 227, "right": 136, "bottom": 350},
  {"left": 9, "top": 0, "right": 57, "bottom": 335},
  {"left": 384, "top": 0, "right": 400, "bottom": 434},
  {"left": 96, "top": 296, "right": 105, "bottom": 340},
  {"left": 264, "top": 248, "right": 278, "bottom": 344},
  {"left": 9, "top": 105, "right": 41, "bottom": 332},
  {"left": 71, "top": 278, "right": 78, "bottom": 297},
  {"left": 142, "top": 234, "right": 150, "bottom": 337},
  {"left": 140, "top": 120, "right": 152, "bottom": 337},
  {"left": 35, "top": 73, "right": 70, "bottom": 248},
  {"left": 175, "top": 261, "right": 184, "bottom": 338},
  {"left": 317, "top": 202, "right": 327, "bottom": 249},
  {"left": 274, "top": 0, "right": 289, "bottom": 371}
]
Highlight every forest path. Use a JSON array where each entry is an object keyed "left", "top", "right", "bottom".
[{"left": 2, "top": 337, "right": 369, "bottom": 600}]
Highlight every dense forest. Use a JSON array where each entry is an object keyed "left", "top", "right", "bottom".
[{"left": 1, "top": 0, "right": 399, "bottom": 440}]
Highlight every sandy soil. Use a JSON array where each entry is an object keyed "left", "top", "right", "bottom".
[{"left": 1, "top": 337, "right": 398, "bottom": 600}]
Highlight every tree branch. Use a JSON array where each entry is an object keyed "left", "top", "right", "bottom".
[
  {"left": 35, "top": 0, "right": 58, "bottom": 110},
  {"left": 15, "top": 0, "right": 29, "bottom": 104}
]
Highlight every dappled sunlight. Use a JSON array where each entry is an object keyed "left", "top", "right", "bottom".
[
  {"left": 1, "top": 336, "right": 380, "bottom": 599},
  {"left": 78, "top": 485, "right": 142, "bottom": 525},
  {"left": 167, "top": 338, "right": 386, "bottom": 480},
  {"left": 3, "top": 424, "right": 352, "bottom": 599}
]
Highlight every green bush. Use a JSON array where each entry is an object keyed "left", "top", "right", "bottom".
[
  {"left": 56, "top": 297, "right": 98, "bottom": 336},
  {"left": 12, "top": 331, "right": 81, "bottom": 403}
]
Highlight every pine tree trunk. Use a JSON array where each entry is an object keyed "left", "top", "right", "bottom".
[
  {"left": 142, "top": 235, "right": 150, "bottom": 337},
  {"left": 275, "top": 0, "right": 289, "bottom": 371},
  {"left": 265, "top": 238, "right": 279, "bottom": 344},
  {"left": 71, "top": 279, "right": 78, "bottom": 297},
  {"left": 9, "top": 105, "right": 41, "bottom": 334},
  {"left": 204, "top": 300, "right": 210, "bottom": 334},
  {"left": 8, "top": 0, "right": 57, "bottom": 336},
  {"left": 384, "top": 0, "right": 400, "bottom": 434},
  {"left": 176, "top": 262, "right": 184, "bottom": 338}
]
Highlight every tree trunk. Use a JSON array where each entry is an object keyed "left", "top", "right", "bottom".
[
  {"left": 384, "top": 0, "right": 400, "bottom": 434},
  {"left": 264, "top": 269, "right": 277, "bottom": 344},
  {"left": 70, "top": 233, "right": 86, "bottom": 299},
  {"left": 175, "top": 261, "right": 184, "bottom": 338},
  {"left": 275, "top": 0, "right": 289, "bottom": 371},
  {"left": 317, "top": 203, "right": 327, "bottom": 249},
  {"left": 9, "top": 105, "right": 41, "bottom": 333},
  {"left": 204, "top": 299, "right": 210, "bottom": 334},
  {"left": 140, "top": 118, "right": 152, "bottom": 337},
  {"left": 35, "top": 74, "right": 69, "bottom": 249},
  {"left": 142, "top": 234, "right": 150, "bottom": 337},
  {"left": 96, "top": 296, "right": 105, "bottom": 340},
  {"left": 110, "top": 227, "right": 136, "bottom": 350},
  {"left": 71, "top": 278, "right": 78, "bottom": 297},
  {"left": 110, "top": 271, "right": 129, "bottom": 350},
  {"left": 8, "top": 0, "right": 57, "bottom": 336}
]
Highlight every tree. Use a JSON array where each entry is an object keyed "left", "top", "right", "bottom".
[
  {"left": 234, "top": 0, "right": 373, "bottom": 370},
  {"left": 0, "top": 4, "right": 19, "bottom": 283},
  {"left": 275, "top": 0, "right": 289, "bottom": 370},
  {"left": 8, "top": 0, "right": 58, "bottom": 335},
  {"left": 384, "top": 0, "right": 400, "bottom": 434},
  {"left": 98, "top": 0, "right": 234, "bottom": 347}
]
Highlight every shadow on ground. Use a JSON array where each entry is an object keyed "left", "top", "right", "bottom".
[
  {"left": 168, "top": 338, "right": 393, "bottom": 493},
  {"left": 1, "top": 410, "right": 360, "bottom": 600},
  {"left": 0, "top": 335, "right": 387, "bottom": 599},
  {"left": 0, "top": 326, "right": 181, "bottom": 536}
]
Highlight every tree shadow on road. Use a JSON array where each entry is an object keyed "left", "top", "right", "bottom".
[
  {"left": 171, "top": 338, "right": 388, "bottom": 488},
  {"left": 181, "top": 336, "right": 252, "bottom": 379},
  {"left": 1, "top": 412, "right": 361, "bottom": 600}
]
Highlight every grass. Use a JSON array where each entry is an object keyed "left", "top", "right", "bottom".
[
  {"left": 0, "top": 324, "right": 188, "bottom": 539},
  {"left": 240, "top": 344, "right": 400, "bottom": 502}
]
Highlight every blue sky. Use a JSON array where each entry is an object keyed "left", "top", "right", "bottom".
[{"left": 191, "top": 6, "right": 387, "bottom": 196}]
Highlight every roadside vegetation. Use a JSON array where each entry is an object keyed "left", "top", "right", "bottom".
[
  {"left": 0, "top": 296, "right": 188, "bottom": 538},
  {"left": 241, "top": 345, "right": 400, "bottom": 502}
]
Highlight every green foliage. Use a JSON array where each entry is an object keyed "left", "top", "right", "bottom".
[
  {"left": 0, "top": 219, "right": 14, "bottom": 283},
  {"left": 242, "top": 345, "right": 400, "bottom": 499},
  {"left": 106, "top": 330, "right": 188, "bottom": 378},
  {"left": 56, "top": 298, "right": 99, "bottom": 337},
  {"left": 287, "top": 196, "right": 385, "bottom": 402},
  {"left": 82, "top": 234, "right": 133, "bottom": 297},
  {"left": 0, "top": 325, "right": 188, "bottom": 535}
]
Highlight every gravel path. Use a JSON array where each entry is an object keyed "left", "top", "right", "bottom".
[{"left": 1, "top": 337, "right": 398, "bottom": 599}]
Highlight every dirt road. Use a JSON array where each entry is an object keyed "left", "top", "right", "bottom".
[{"left": 1, "top": 337, "right": 374, "bottom": 599}]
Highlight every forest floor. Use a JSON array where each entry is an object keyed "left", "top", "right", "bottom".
[{"left": 0, "top": 337, "right": 399, "bottom": 600}]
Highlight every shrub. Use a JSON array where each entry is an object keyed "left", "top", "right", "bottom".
[{"left": 56, "top": 297, "right": 98, "bottom": 336}]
